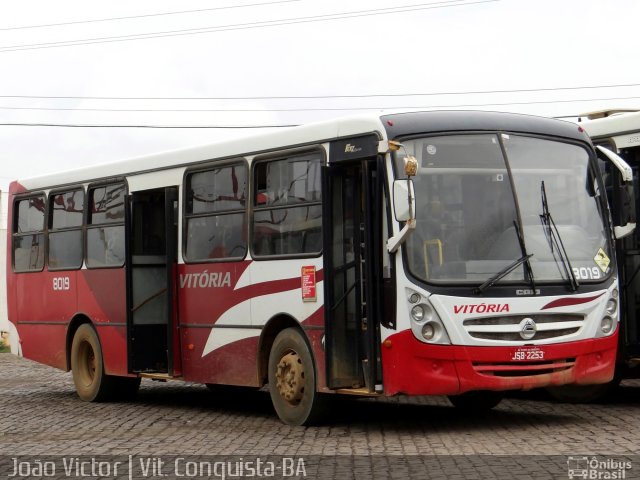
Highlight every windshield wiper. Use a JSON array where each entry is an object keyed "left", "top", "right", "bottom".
[
  {"left": 513, "top": 218, "right": 537, "bottom": 293},
  {"left": 474, "top": 253, "right": 534, "bottom": 295},
  {"left": 540, "top": 181, "right": 579, "bottom": 291},
  {"left": 474, "top": 219, "right": 536, "bottom": 295}
]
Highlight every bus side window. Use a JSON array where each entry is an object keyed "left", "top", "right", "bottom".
[
  {"left": 184, "top": 163, "right": 248, "bottom": 262},
  {"left": 86, "top": 183, "right": 126, "bottom": 268},
  {"left": 48, "top": 189, "right": 84, "bottom": 270},
  {"left": 251, "top": 153, "right": 323, "bottom": 258},
  {"left": 13, "top": 195, "right": 46, "bottom": 272}
]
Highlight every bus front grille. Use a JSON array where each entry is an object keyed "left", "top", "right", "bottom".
[
  {"left": 463, "top": 314, "right": 584, "bottom": 342},
  {"left": 473, "top": 359, "right": 576, "bottom": 377}
]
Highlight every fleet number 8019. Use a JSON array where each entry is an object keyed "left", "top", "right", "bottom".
[
  {"left": 572, "top": 267, "right": 601, "bottom": 280},
  {"left": 53, "top": 277, "right": 70, "bottom": 291}
]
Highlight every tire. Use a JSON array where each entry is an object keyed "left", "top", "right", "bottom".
[
  {"left": 448, "top": 390, "right": 503, "bottom": 411},
  {"left": 70, "top": 324, "right": 117, "bottom": 402},
  {"left": 268, "top": 328, "right": 325, "bottom": 426},
  {"left": 546, "top": 379, "right": 620, "bottom": 403}
]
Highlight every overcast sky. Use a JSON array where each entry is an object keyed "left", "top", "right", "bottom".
[{"left": 0, "top": 0, "right": 639, "bottom": 190}]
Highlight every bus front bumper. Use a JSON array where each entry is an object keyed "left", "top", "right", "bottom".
[{"left": 380, "top": 330, "right": 618, "bottom": 396}]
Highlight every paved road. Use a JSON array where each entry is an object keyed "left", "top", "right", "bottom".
[{"left": 1, "top": 354, "right": 640, "bottom": 479}]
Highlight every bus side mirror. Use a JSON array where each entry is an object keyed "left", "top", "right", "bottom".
[
  {"left": 393, "top": 179, "right": 416, "bottom": 222},
  {"left": 387, "top": 179, "right": 417, "bottom": 253},
  {"left": 596, "top": 146, "right": 636, "bottom": 239}
]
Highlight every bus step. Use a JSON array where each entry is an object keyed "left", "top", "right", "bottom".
[
  {"left": 333, "top": 387, "right": 381, "bottom": 397},
  {"left": 137, "top": 372, "right": 182, "bottom": 382},
  {"left": 627, "top": 357, "right": 640, "bottom": 367}
]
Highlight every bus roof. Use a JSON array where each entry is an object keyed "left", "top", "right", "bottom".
[
  {"left": 13, "top": 110, "right": 589, "bottom": 192},
  {"left": 578, "top": 110, "right": 640, "bottom": 140},
  {"left": 13, "top": 113, "right": 386, "bottom": 192},
  {"left": 381, "top": 110, "right": 586, "bottom": 141}
]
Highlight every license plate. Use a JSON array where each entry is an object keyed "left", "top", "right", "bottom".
[{"left": 511, "top": 347, "right": 545, "bottom": 361}]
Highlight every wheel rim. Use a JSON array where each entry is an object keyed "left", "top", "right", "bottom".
[
  {"left": 275, "top": 350, "right": 305, "bottom": 405},
  {"left": 77, "top": 341, "right": 96, "bottom": 387}
]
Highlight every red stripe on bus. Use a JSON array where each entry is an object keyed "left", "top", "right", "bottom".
[{"left": 541, "top": 293, "right": 605, "bottom": 310}]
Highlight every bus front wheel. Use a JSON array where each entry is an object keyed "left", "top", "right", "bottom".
[
  {"left": 70, "top": 324, "right": 140, "bottom": 402},
  {"left": 268, "top": 328, "right": 325, "bottom": 426}
]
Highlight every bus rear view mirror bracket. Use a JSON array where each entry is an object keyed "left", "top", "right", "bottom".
[{"left": 596, "top": 146, "right": 637, "bottom": 239}]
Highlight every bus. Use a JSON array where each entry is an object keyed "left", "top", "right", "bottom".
[
  {"left": 552, "top": 109, "right": 640, "bottom": 402},
  {"left": 5, "top": 110, "right": 633, "bottom": 425}
]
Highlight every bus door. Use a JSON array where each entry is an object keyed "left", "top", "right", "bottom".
[
  {"left": 597, "top": 143, "right": 640, "bottom": 360},
  {"left": 125, "top": 187, "right": 180, "bottom": 375},
  {"left": 323, "top": 136, "right": 384, "bottom": 391},
  {"left": 612, "top": 149, "right": 640, "bottom": 359}
]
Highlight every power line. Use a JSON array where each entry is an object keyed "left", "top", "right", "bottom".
[
  {"left": 2, "top": 95, "right": 640, "bottom": 129},
  {"left": 0, "top": 123, "right": 296, "bottom": 129},
  {"left": 0, "top": 1, "right": 497, "bottom": 53},
  {"left": 0, "top": 1, "right": 303, "bottom": 31},
  {"left": 1, "top": 95, "right": 639, "bottom": 112},
  {"left": 0, "top": 83, "right": 638, "bottom": 101}
]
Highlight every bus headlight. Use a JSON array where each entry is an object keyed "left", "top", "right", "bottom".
[
  {"left": 601, "top": 316, "right": 614, "bottom": 335},
  {"left": 406, "top": 290, "right": 451, "bottom": 345},
  {"left": 605, "top": 299, "right": 617, "bottom": 316},
  {"left": 408, "top": 292, "right": 421, "bottom": 304},
  {"left": 421, "top": 323, "right": 436, "bottom": 340},
  {"left": 411, "top": 304, "right": 434, "bottom": 323},
  {"left": 411, "top": 305, "right": 425, "bottom": 322}
]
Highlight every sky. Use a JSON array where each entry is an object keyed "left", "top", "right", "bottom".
[{"left": 0, "top": 0, "right": 639, "bottom": 191}]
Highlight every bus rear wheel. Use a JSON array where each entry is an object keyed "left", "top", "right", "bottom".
[
  {"left": 268, "top": 328, "right": 325, "bottom": 426},
  {"left": 448, "top": 390, "right": 503, "bottom": 411},
  {"left": 71, "top": 324, "right": 140, "bottom": 402}
]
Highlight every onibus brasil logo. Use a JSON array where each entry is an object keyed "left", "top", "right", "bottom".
[{"left": 567, "top": 456, "right": 632, "bottom": 479}]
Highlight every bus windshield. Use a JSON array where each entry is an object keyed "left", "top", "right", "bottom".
[{"left": 396, "top": 133, "right": 612, "bottom": 286}]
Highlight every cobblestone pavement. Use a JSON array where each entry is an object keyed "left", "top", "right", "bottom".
[{"left": 2, "top": 354, "right": 640, "bottom": 479}]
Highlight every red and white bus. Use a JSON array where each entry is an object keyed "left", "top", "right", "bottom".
[{"left": 5, "top": 110, "right": 632, "bottom": 425}]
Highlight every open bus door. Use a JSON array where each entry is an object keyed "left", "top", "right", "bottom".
[
  {"left": 323, "top": 136, "right": 384, "bottom": 392},
  {"left": 548, "top": 142, "right": 638, "bottom": 401},
  {"left": 596, "top": 143, "right": 640, "bottom": 364},
  {"left": 125, "top": 187, "right": 180, "bottom": 375}
]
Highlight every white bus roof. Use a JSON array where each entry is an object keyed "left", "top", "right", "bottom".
[
  {"left": 578, "top": 110, "right": 640, "bottom": 148},
  {"left": 14, "top": 113, "right": 387, "bottom": 191}
]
